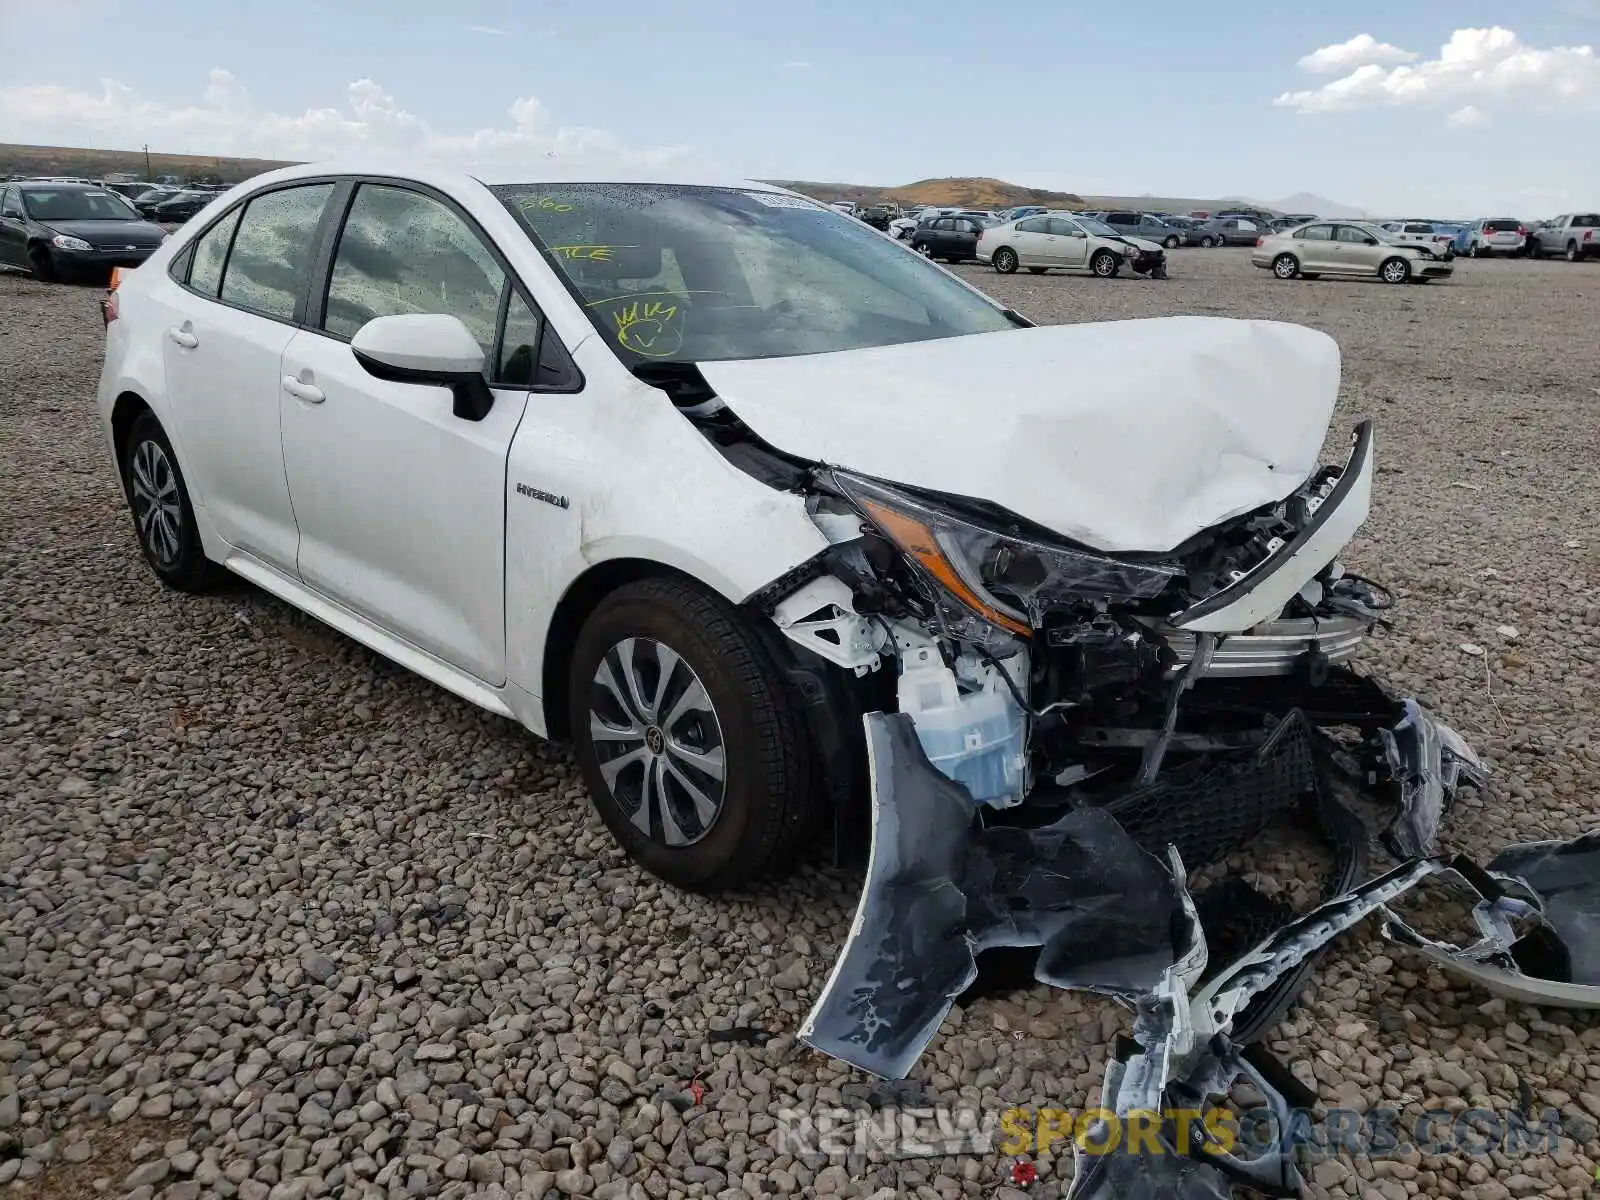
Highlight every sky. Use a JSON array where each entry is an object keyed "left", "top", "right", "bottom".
[{"left": 1, "top": 0, "right": 1598, "bottom": 216}]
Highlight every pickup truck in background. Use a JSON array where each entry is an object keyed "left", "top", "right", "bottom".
[{"left": 1526, "top": 213, "right": 1600, "bottom": 261}]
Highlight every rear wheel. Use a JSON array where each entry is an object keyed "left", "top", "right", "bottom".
[
  {"left": 1163, "top": 234, "right": 1180, "bottom": 249},
  {"left": 1200, "top": 236, "right": 1216, "bottom": 248},
  {"left": 1567, "top": 241, "right": 1582, "bottom": 263},
  {"left": 122, "top": 412, "right": 222, "bottom": 592},
  {"left": 1272, "top": 253, "right": 1299, "bottom": 280},
  {"left": 992, "top": 247, "right": 1018, "bottom": 274},
  {"left": 1090, "top": 249, "right": 1120, "bottom": 278},
  {"left": 1380, "top": 257, "right": 1411, "bottom": 284},
  {"left": 568, "top": 578, "right": 821, "bottom": 892}
]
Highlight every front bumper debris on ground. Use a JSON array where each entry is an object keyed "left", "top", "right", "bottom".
[{"left": 799, "top": 684, "right": 1599, "bottom": 1196}]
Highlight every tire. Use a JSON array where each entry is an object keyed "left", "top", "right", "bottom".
[
  {"left": 1525, "top": 243, "right": 1541, "bottom": 260},
  {"left": 911, "top": 241, "right": 930, "bottom": 257},
  {"left": 1567, "top": 241, "right": 1582, "bottom": 263},
  {"left": 1027, "top": 267, "right": 1046, "bottom": 275},
  {"left": 1272, "top": 253, "right": 1299, "bottom": 280},
  {"left": 1380, "top": 257, "right": 1411, "bottom": 285},
  {"left": 27, "top": 245, "right": 57, "bottom": 282},
  {"left": 1200, "top": 236, "right": 1216, "bottom": 248},
  {"left": 992, "top": 246, "right": 1019, "bottom": 274},
  {"left": 1163, "top": 235, "right": 1180, "bottom": 249},
  {"left": 122, "top": 411, "right": 221, "bottom": 592},
  {"left": 1090, "top": 249, "right": 1120, "bottom": 278},
  {"left": 568, "top": 577, "right": 821, "bottom": 892}
]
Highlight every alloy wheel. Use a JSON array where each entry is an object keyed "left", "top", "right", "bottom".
[
  {"left": 129, "top": 438, "right": 183, "bottom": 568},
  {"left": 588, "top": 636, "right": 727, "bottom": 847},
  {"left": 1273, "top": 255, "right": 1298, "bottom": 279},
  {"left": 1382, "top": 259, "right": 1409, "bottom": 284}
]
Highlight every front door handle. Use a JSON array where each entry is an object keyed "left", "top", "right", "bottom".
[
  {"left": 281, "top": 375, "right": 325, "bottom": 404},
  {"left": 167, "top": 326, "right": 198, "bottom": 348}
]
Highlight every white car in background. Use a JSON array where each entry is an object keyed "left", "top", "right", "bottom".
[{"left": 976, "top": 211, "right": 1169, "bottom": 278}]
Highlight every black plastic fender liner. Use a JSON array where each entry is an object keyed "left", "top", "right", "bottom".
[{"left": 798, "top": 712, "right": 1191, "bottom": 1080}]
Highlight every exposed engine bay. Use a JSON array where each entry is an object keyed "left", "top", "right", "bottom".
[{"left": 640, "top": 350, "right": 1599, "bottom": 1197}]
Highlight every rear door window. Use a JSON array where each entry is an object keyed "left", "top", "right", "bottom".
[
  {"left": 1015, "top": 217, "right": 1049, "bottom": 234},
  {"left": 187, "top": 208, "right": 242, "bottom": 297},
  {"left": 1298, "top": 225, "right": 1335, "bottom": 241},
  {"left": 218, "top": 184, "right": 334, "bottom": 321}
]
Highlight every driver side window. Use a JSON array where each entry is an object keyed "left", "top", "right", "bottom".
[{"left": 321, "top": 184, "right": 505, "bottom": 354}]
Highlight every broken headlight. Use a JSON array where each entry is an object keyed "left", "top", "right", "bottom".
[{"left": 834, "top": 472, "right": 1181, "bottom": 637}]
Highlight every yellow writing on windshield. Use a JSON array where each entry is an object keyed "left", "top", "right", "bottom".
[
  {"left": 520, "top": 196, "right": 575, "bottom": 213},
  {"left": 549, "top": 245, "right": 626, "bottom": 261},
  {"left": 612, "top": 299, "right": 682, "bottom": 357}
]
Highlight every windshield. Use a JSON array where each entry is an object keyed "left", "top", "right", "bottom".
[
  {"left": 1075, "top": 217, "right": 1118, "bottom": 236},
  {"left": 494, "top": 183, "right": 1016, "bottom": 366},
  {"left": 21, "top": 188, "right": 139, "bottom": 221}
]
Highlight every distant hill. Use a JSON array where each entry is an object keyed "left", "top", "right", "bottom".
[
  {"left": 1259, "top": 192, "right": 1368, "bottom": 219},
  {"left": 1, "top": 142, "right": 291, "bottom": 184},
  {"left": 771, "top": 176, "right": 1086, "bottom": 210}
]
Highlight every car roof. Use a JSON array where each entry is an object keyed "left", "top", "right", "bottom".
[
  {"left": 228, "top": 159, "right": 792, "bottom": 197},
  {"left": 16, "top": 181, "right": 106, "bottom": 191}
]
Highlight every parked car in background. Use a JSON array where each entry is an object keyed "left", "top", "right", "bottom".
[
  {"left": 1207, "top": 216, "right": 1267, "bottom": 246},
  {"left": 1253, "top": 221, "right": 1453, "bottom": 284},
  {"left": 997, "top": 205, "right": 1049, "bottom": 223},
  {"left": 1214, "top": 207, "right": 1275, "bottom": 224},
  {"left": 1100, "top": 211, "right": 1185, "bottom": 249},
  {"left": 889, "top": 207, "right": 938, "bottom": 240},
  {"left": 133, "top": 187, "right": 182, "bottom": 218},
  {"left": 1525, "top": 213, "right": 1600, "bottom": 261},
  {"left": 859, "top": 204, "right": 897, "bottom": 231},
  {"left": 0, "top": 181, "right": 167, "bottom": 281},
  {"left": 1158, "top": 216, "right": 1215, "bottom": 246},
  {"left": 910, "top": 212, "right": 992, "bottom": 262},
  {"left": 102, "top": 181, "right": 159, "bottom": 201},
  {"left": 1278, "top": 213, "right": 1319, "bottom": 225},
  {"left": 1462, "top": 218, "right": 1529, "bottom": 258},
  {"left": 150, "top": 190, "right": 216, "bottom": 223},
  {"left": 976, "top": 212, "right": 1168, "bottom": 278},
  {"left": 1378, "top": 221, "right": 1457, "bottom": 259}
]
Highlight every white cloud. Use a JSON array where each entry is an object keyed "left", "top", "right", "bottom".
[
  {"left": 1277, "top": 27, "right": 1600, "bottom": 116},
  {"left": 0, "top": 70, "right": 697, "bottom": 170},
  {"left": 465, "top": 23, "right": 506, "bottom": 36},
  {"left": 1298, "top": 34, "right": 1418, "bottom": 74},
  {"left": 1446, "top": 104, "right": 1488, "bottom": 128}
]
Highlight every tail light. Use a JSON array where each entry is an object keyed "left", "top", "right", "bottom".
[
  {"left": 1517, "top": 227, "right": 1527, "bottom": 237},
  {"left": 101, "top": 267, "right": 124, "bottom": 327},
  {"left": 1585, "top": 230, "right": 1594, "bottom": 242},
  {"left": 1255, "top": 236, "right": 1264, "bottom": 247}
]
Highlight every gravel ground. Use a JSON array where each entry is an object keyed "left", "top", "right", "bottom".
[{"left": 2, "top": 249, "right": 1598, "bottom": 1200}]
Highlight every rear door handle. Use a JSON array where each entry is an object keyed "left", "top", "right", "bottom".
[
  {"left": 167, "top": 327, "right": 198, "bottom": 348},
  {"left": 281, "top": 375, "right": 325, "bottom": 404}
]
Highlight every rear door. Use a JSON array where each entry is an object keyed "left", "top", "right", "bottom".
[
  {"left": 1008, "top": 216, "right": 1051, "bottom": 266},
  {"left": 159, "top": 182, "right": 336, "bottom": 574},
  {"left": 1291, "top": 223, "right": 1337, "bottom": 270},
  {"left": 277, "top": 180, "right": 538, "bottom": 683}
]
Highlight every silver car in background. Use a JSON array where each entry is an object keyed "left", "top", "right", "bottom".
[{"left": 1253, "top": 220, "right": 1454, "bottom": 284}]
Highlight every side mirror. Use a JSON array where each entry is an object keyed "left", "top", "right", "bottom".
[
  {"left": 1365, "top": 237, "right": 1379, "bottom": 245},
  {"left": 351, "top": 313, "right": 494, "bottom": 421}
]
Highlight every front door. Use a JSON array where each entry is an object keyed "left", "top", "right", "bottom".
[
  {"left": 0, "top": 188, "right": 26, "bottom": 268},
  {"left": 159, "top": 185, "right": 335, "bottom": 575},
  {"left": 277, "top": 181, "right": 526, "bottom": 684},
  {"left": 1046, "top": 217, "right": 1089, "bottom": 269},
  {"left": 1334, "top": 224, "right": 1383, "bottom": 273}
]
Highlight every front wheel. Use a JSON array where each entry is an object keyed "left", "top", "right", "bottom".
[
  {"left": 568, "top": 578, "right": 821, "bottom": 892},
  {"left": 1272, "top": 253, "right": 1299, "bottom": 280},
  {"left": 992, "top": 247, "right": 1019, "bottom": 274},
  {"left": 28, "top": 246, "right": 57, "bottom": 282},
  {"left": 1380, "top": 257, "right": 1411, "bottom": 284},
  {"left": 1090, "top": 250, "right": 1120, "bottom": 278},
  {"left": 122, "top": 412, "right": 221, "bottom": 591},
  {"left": 911, "top": 241, "right": 931, "bottom": 257}
]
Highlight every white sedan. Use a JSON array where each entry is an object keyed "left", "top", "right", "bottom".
[
  {"left": 976, "top": 212, "right": 1168, "bottom": 278},
  {"left": 102, "top": 160, "right": 1387, "bottom": 898}
]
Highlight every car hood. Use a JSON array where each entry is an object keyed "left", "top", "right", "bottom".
[
  {"left": 40, "top": 218, "right": 166, "bottom": 248},
  {"left": 1107, "top": 234, "right": 1163, "bottom": 252},
  {"left": 698, "top": 316, "right": 1342, "bottom": 554}
]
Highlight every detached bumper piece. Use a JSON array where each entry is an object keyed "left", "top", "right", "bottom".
[{"left": 798, "top": 713, "right": 1194, "bottom": 1080}]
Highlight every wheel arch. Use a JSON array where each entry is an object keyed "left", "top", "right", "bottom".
[{"left": 540, "top": 557, "right": 736, "bottom": 741}]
